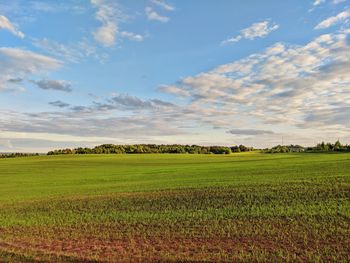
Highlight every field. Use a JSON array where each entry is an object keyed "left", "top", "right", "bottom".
[{"left": 0, "top": 153, "right": 349, "bottom": 262}]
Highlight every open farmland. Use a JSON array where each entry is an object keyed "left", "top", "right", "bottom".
[{"left": 0, "top": 153, "right": 349, "bottom": 262}]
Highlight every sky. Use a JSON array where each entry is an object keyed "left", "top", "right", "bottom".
[{"left": 0, "top": 0, "right": 350, "bottom": 152}]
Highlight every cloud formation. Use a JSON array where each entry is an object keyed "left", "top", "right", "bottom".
[
  {"left": 28, "top": 1, "right": 87, "bottom": 14},
  {"left": 31, "top": 80, "right": 72, "bottom": 92},
  {"left": 91, "top": 0, "right": 144, "bottom": 46},
  {"left": 227, "top": 129, "right": 275, "bottom": 136},
  {"left": 1, "top": 1, "right": 349, "bottom": 152},
  {"left": 32, "top": 38, "right": 107, "bottom": 63},
  {"left": 0, "top": 47, "right": 62, "bottom": 91},
  {"left": 85, "top": 94, "right": 177, "bottom": 112},
  {"left": 314, "top": 9, "right": 350, "bottom": 29},
  {"left": 163, "top": 30, "right": 350, "bottom": 133},
  {"left": 145, "top": 0, "right": 174, "bottom": 23},
  {"left": 0, "top": 15, "right": 24, "bottom": 38},
  {"left": 120, "top": 31, "right": 144, "bottom": 42},
  {"left": 91, "top": 0, "right": 119, "bottom": 47},
  {"left": 150, "top": 0, "right": 174, "bottom": 11},
  {"left": 313, "top": 0, "right": 346, "bottom": 5},
  {"left": 221, "top": 20, "right": 279, "bottom": 45},
  {"left": 49, "top": 100, "right": 71, "bottom": 108},
  {"left": 145, "top": 7, "right": 169, "bottom": 23},
  {"left": 313, "top": 0, "right": 325, "bottom": 6}
]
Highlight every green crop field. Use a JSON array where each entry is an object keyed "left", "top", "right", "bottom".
[{"left": 0, "top": 153, "right": 349, "bottom": 262}]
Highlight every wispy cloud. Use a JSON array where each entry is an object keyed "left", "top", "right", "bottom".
[
  {"left": 313, "top": 0, "right": 346, "bottom": 5},
  {"left": 150, "top": 0, "right": 174, "bottom": 11},
  {"left": 314, "top": 8, "right": 350, "bottom": 29},
  {"left": 313, "top": 0, "right": 325, "bottom": 6},
  {"left": 32, "top": 38, "right": 108, "bottom": 63},
  {"left": 28, "top": 1, "right": 87, "bottom": 14},
  {"left": 0, "top": 47, "right": 62, "bottom": 91},
  {"left": 221, "top": 20, "right": 279, "bottom": 45},
  {"left": 145, "top": 0, "right": 174, "bottom": 23},
  {"left": 145, "top": 7, "right": 169, "bottom": 23},
  {"left": 0, "top": 15, "right": 24, "bottom": 38},
  {"left": 309, "top": 0, "right": 346, "bottom": 12},
  {"left": 120, "top": 31, "right": 145, "bottom": 42},
  {"left": 162, "top": 30, "right": 350, "bottom": 133},
  {"left": 332, "top": 0, "right": 346, "bottom": 4},
  {"left": 91, "top": 0, "right": 120, "bottom": 47},
  {"left": 91, "top": 0, "right": 144, "bottom": 46}
]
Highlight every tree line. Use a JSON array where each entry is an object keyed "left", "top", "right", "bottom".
[
  {"left": 47, "top": 144, "right": 255, "bottom": 155},
  {"left": 0, "top": 153, "right": 40, "bottom": 159},
  {"left": 264, "top": 141, "right": 350, "bottom": 153},
  {"left": 313, "top": 141, "right": 349, "bottom": 152},
  {"left": 1, "top": 141, "right": 349, "bottom": 159},
  {"left": 46, "top": 141, "right": 350, "bottom": 156}
]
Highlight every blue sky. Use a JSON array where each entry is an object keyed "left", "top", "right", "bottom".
[{"left": 0, "top": 0, "right": 349, "bottom": 152}]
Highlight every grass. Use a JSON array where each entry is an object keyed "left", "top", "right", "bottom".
[{"left": 0, "top": 153, "right": 349, "bottom": 262}]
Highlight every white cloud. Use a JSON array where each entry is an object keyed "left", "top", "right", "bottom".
[
  {"left": 309, "top": 0, "right": 346, "bottom": 12},
  {"left": 91, "top": 0, "right": 122, "bottom": 47},
  {"left": 93, "top": 22, "right": 118, "bottom": 47},
  {"left": 150, "top": 0, "right": 174, "bottom": 11},
  {"left": 0, "top": 15, "right": 24, "bottom": 38},
  {"left": 28, "top": 1, "right": 87, "bottom": 14},
  {"left": 162, "top": 30, "right": 350, "bottom": 136},
  {"left": 313, "top": 0, "right": 346, "bottom": 6},
  {"left": 32, "top": 38, "right": 106, "bottom": 63},
  {"left": 145, "top": 7, "right": 169, "bottom": 23},
  {"left": 0, "top": 47, "right": 62, "bottom": 91},
  {"left": 158, "top": 85, "right": 191, "bottom": 97},
  {"left": 91, "top": 0, "right": 144, "bottom": 46},
  {"left": 332, "top": 0, "right": 346, "bottom": 3},
  {"left": 315, "top": 9, "right": 350, "bottom": 29},
  {"left": 120, "top": 31, "right": 144, "bottom": 42},
  {"left": 2, "top": 8, "right": 350, "bottom": 150},
  {"left": 313, "top": 0, "right": 325, "bottom": 6},
  {"left": 221, "top": 20, "right": 279, "bottom": 45}
]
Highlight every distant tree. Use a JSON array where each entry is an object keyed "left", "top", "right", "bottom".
[
  {"left": 231, "top": 146, "right": 241, "bottom": 153},
  {"left": 334, "top": 140, "right": 342, "bottom": 151}
]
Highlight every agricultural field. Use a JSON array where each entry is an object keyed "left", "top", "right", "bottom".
[{"left": 0, "top": 153, "right": 349, "bottom": 262}]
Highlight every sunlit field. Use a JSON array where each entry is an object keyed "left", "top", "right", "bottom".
[{"left": 0, "top": 153, "right": 349, "bottom": 262}]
